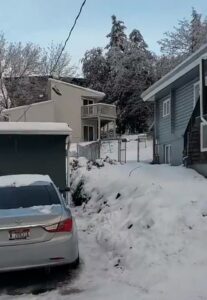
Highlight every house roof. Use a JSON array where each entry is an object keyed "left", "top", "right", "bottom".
[
  {"left": 0, "top": 122, "right": 72, "bottom": 135},
  {"left": 4, "top": 76, "right": 102, "bottom": 107},
  {"left": 2, "top": 100, "right": 54, "bottom": 114},
  {"left": 141, "top": 43, "right": 207, "bottom": 102},
  {"left": 49, "top": 78, "right": 105, "bottom": 98}
]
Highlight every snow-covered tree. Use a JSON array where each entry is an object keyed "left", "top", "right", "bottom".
[
  {"left": 106, "top": 15, "right": 127, "bottom": 51},
  {"left": 158, "top": 8, "right": 207, "bottom": 57},
  {"left": 0, "top": 34, "right": 76, "bottom": 109},
  {"left": 82, "top": 48, "right": 109, "bottom": 92},
  {"left": 0, "top": 34, "right": 42, "bottom": 109},
  {"left": 82, "top": 17, "right": 155, "bottom": 133},
  {"left": 40, "top": 42, "right": 76, "bottom": 77}
]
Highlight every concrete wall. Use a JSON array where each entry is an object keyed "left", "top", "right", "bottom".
[{"left": 5, "top": 100, "right": 55, "bottom": 123}]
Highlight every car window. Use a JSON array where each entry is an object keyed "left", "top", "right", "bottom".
[{"left": 0, "top": 184, "right": 60, "bottom": 209}]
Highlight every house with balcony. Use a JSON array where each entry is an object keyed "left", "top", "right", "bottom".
[
  {"left": 141, "top": 43, "right": 207, "bottom": 177},
  {"left": 2, "top": 76, "right": 117, "bottom": 143}
]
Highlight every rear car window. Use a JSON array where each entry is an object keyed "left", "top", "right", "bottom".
[{"left": 0, "top": 184, "right": 60, "bottom": 209}]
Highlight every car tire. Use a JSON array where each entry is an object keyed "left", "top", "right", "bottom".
[{"left": 70, "top": 254, "right": 80, "bottom": 269}]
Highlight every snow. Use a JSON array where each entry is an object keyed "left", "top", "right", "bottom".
[
  {"left": 1, "top": 146, "right": 207, "bottom": 299},
  {"left": 0, "top": 122, "right": 72, "bottom": 135},
  {"left": 69, "top": 161, "right": 207, "bottom": 300},
  {"left": 0, "top": 205, "right": 61, "bottom": 216},
  {"left": 0, "top": 174, "right": 52, "bottom": 187}
]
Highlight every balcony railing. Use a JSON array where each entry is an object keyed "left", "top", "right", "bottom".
[{"left": 81, "top": 103, "right": 116, "bottom": 119}]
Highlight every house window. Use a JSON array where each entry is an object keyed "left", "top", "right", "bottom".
[
  {"left": 83, "top": 126, "right": 94, "bottom": 141},
  {"left": 163, "top": 98, "right": 170, "bottom": 117},
  {"left": 164, "top": 144, "right": 171, "bottom": 164},
  {"left": 83, "top": 99, "right": 94, "bottom": 106},
  {"left": 193, "top": 81, "right": 200, "bottom": 108}
]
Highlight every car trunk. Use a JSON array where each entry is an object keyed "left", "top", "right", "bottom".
[{"left": 0, "top": 205, "right": 63, "bottom": 246}]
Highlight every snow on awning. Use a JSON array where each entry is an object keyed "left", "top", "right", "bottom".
[{"left": 0, "top": 122, "right": 72, "bottom": 135}]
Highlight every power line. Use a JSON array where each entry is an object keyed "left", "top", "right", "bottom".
[
  {"left": 51, "top": 0, "right": 87, "bottom": 75},
  {"left": 15, "top": 0, "right": 87, "bottom": 122}
]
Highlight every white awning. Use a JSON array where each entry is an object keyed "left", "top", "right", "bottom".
[{"left": 0, "top": 122, "right": 72, "bottom": 135}]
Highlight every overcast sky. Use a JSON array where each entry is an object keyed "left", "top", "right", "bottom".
[{"left": 0, "top": 0, "right": 207, "bottom": 70}]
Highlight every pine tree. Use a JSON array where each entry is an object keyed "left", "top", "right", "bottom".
[
  {"left": 106, "top": 15, "right": 127, "bottom": 51},
  {"left": 82, "top": 16, "right": 155, "bottom": 134}
]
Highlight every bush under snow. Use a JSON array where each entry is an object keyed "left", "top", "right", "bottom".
[{"left": 72, "top": 162, "right": 207, "bottom": 300}]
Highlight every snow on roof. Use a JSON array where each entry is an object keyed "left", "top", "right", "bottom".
[
  {"left": 49, "top": 78, "right": 105, "bottom": 98},
  {"left": 2, "top": 100, "right": 54, "bottom": 114},
  {"left": 0, "top": 122, "right": 72, "bottom": 135},
  {"left": 0, "top": 174, "right": 52, "bottom": 187}
]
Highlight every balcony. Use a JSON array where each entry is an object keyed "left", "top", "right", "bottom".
[{"left": 81, "top": 103, "right": 116, "bottom": 119}]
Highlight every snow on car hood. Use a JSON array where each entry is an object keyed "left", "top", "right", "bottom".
[{"left": 0, "top": 174, "right": 52, "bottom": 187}]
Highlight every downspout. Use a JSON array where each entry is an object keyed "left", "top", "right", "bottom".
[
  {"left": 66, "top": 135, "right": 71, "bottom": 206},
  {"left": 200, "top": 58, "right": 207, "bottom": 124}
]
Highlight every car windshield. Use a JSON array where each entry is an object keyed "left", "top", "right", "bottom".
[{"left": 0, "top": 184, "right": 60, "bottom": 209}]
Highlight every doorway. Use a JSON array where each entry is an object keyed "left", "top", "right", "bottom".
[
  {"left": 164, "top": 144, "right": 171, "bottom": 164},
  {"left": 83, "top": 126, "right": 94, "bottom": 141}
]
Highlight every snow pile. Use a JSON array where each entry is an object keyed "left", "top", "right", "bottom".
[
  {"left": 0, "top": 174, "right": 52, "bottom": 187},
  {"left": 72, "top": 162, "right": 207, "bottom": 300}
]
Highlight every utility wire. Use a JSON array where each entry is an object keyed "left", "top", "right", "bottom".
[
  {"left": 51, "top": 0, "right": 87, "bottom": 75},
  {"left": 15, "top": 0, "right": 87, "bottom": 122}
]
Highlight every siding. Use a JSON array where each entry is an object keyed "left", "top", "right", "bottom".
[
  {"left": 156, "top": 79, "right": 198, "bottom": 165},
  {"left": 174, "top": 78, "right": 198, "bottom": 134},
  {"left": 157, "top": 96, "right": 171, "bottom": 144}
]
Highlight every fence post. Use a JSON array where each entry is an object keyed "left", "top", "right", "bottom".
[
  {"left": 118, "top": 139, "right": 121, "bottom": 162},
  {"left": 137, "top": 138, "right": 140, "bottom": 162},
  {"left": 77, "top": 143, "right": 79, "bottom": 158}
]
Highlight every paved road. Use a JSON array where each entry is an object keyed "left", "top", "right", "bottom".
[{"left": 0, "top": 264, "right": 82, "bottom": 296}]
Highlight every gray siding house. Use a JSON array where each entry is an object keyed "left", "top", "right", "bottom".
[{"left": 141, "top": 44, "right": 207, "bottom": 176}]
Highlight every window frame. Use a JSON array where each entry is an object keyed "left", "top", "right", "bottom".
[
  {"left": 83, "top": 99, "right": 94, "bottom": 106},
  {"left": 162, "top": 98, "right": 171, "bottom": 117}
]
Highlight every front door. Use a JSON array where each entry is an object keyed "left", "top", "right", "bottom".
[
  {"left": 88, "top": 126, "right": 94, "bottom": 141},
  {"left": 83, "top": 126, "right": 94, "bottom": 141}
]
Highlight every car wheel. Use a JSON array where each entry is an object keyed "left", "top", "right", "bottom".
[{"left": 70, "top": 254, "right": 80, "bottom": 269}]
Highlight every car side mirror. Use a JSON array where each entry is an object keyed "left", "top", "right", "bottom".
[{"left": 59, "top": 187, "right": 70, "bottom": 193}]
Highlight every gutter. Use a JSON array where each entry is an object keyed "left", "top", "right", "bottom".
[{"left": 200, "top": 58, "right": 207, "bottom": 125}]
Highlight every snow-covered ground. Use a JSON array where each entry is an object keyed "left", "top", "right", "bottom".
[
  {"left": 1, "top": 140, "right": 207, "bottom": 299},
  {"left": 69, "top": 161, "right": 207, "bottom": 300}
]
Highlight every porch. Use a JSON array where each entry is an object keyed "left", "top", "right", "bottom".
[{"left": 81, "top": 103, "right": 117, "bottom": 141}]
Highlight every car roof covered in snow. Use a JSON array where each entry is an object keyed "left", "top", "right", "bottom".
[
  {"left": 0, "top": 174, "right": 52, "bottom": 188},
  {"left": 0, "top": 122, "right": 72, "bottom": 135}
]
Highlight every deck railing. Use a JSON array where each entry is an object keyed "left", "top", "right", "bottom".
[{"left": 81, "top": 103, "right": 116, "bottom": 119}]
